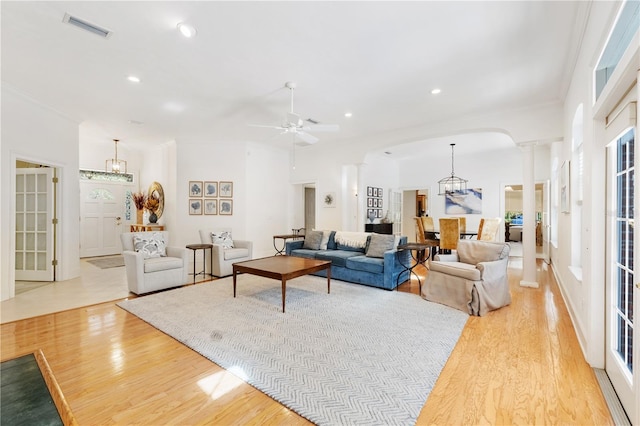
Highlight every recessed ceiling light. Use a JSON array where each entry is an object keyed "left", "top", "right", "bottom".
[
  {"left": 127, "top": 75, "right": 141, "bottom": 83},
  {"left": 344, "top": 112, "right": 353, "bottom": 118},
  {"left": 177, "top": 22, "right": 197, "bottom": 38},
  {"left": 431, "top": 88, "right": 441, "bottom": 95}
]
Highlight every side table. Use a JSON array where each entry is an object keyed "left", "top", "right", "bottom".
[
  {"left": 396, "top": 241, "right": 438, "bottom": 292},
  {"left": 186, "top": 243, "right": 213, "bottom": 283},
  {"left": 272, "top": 234, "right": 304, "bottom": 255}
]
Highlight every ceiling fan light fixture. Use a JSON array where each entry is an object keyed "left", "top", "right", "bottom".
[{"left": 177, "top": 22, "right": 197, "bottom": 38}]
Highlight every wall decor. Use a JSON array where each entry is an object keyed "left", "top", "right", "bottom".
[
  {"left": 189, "top": 199, "right": 202, "bottom": 215},
  {"left": 367, "top": 187, "right": 373, "bottom": 196},
  {"left": 323, "top": 192, "right": 336, "bottom": 208},
  {"left": 219, "top": 199, "right": 233, "bottom": 215},
  {"left": 189, "top": 181, "right": 203, "bottom": 197},
  {"left": 204, "top": 199, "right": 218, "bottom": 215},
  {"left": 219, "top": 181, "right": 233, "bottom": 197},
  {"left": 561, "top": 161, "right": 570, "bottom": 213},
  {"left": 204, "top": 181, "right": 218, "bottom": 197},
  {"left": 444, "top": 187, "right": 482, "bottom": 214}
]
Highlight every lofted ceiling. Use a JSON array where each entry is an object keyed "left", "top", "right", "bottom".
[{"left": 1, "top": 1, "right": 587, "bottom": 155}]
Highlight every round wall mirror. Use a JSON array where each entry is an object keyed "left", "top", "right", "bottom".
[{"left": 148, "top": 181, "right": 165, "bottom": 219}]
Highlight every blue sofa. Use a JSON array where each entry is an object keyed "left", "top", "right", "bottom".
[{"left": 285, "top": 231, "right": 410, "bottom": 290}]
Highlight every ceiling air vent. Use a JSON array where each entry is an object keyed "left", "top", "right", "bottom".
[{"left": 63, "top": 13, "right": 112, "bottom": 38}]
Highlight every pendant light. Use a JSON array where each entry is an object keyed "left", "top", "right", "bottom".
[
  {"left": 106, "top": 139, "right": 127, "bottom": 174},
  {"left": 438, "top": 143, "right": 468, "bottom": 195}
]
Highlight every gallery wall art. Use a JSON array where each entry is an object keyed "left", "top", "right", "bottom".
[{"left": 188, "top": 180, "right": 233, "bottom": 215}]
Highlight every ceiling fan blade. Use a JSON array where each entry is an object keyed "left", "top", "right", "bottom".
[
  {"left": 248, "top": 124, "right": 286, "bottom": 130},
  {"left": 296, "top": 131, "right": 319, "bottom": 145},
  {"left": 302, "top": 124, "right": 339, "bottom": 132}
]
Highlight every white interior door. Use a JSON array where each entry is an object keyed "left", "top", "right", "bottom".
[
  {"left": 605, "top": 126, "right": 637, "bottom": 421},
  {"left": 15, "top": 168, "right": 55, "bottom": 281},
  {"left": 80, "top": 182, "right": 125, "bottom": 257}
]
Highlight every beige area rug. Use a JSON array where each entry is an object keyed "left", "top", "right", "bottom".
[
  {"left": 86, "top": 256, "right": 124, "bottom": 269},
  {"left": 118, "top": 274, "right": 468, "bottom": 425}
]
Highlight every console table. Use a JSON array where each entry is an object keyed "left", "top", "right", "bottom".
[
  {"left": 130, "top": 224, "right": 165, "bottom": 232},
  {"left": 365, "top": 223, "right": 393, "bottom": 234}
]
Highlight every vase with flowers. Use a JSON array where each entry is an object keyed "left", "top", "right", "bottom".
[
  {"left": 145, "top": 194, "right": 160, "bottom": 224},
  {"left": 132, "top": 192, "right": 147, "bottom": 224}
]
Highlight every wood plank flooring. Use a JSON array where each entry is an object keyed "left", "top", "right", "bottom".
[{"left": 1, "top": 259, "right": 613, "bottom": 425}]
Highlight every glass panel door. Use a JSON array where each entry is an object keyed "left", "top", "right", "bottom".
[{"left": 606, "top": 127, "right": 636, "bottom": 419}]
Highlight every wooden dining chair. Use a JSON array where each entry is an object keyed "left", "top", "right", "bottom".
[
  {"left": 439, "top": 218, "right": 460, "bottom": 253},
  {"left": 477, "top": 217, "right": 501, "bottom": 241}
]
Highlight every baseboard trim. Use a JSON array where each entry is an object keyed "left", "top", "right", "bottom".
[{"left": 593, "top": 368, "right": 630, "bottom": 425}]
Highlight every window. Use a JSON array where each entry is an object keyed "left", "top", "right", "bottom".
[{"left": 595, "top": 0, "right": 640, "bottom": 101}]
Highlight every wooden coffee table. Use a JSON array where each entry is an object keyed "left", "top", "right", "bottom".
[{"left": 232, "top": 256, "right": 331, "bottom": 313}]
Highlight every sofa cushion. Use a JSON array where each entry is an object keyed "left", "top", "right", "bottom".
[
  {"left": 366, "top": 234, "right": 395, "bottom": 258},
  {"left": 318, "top": 230, "right": 332, "bottom": 250},
  {"left": 144, "top": 256, "right": 183, "bottom": 273},
  {"left": 211, "top": 231, "right": 234, "bottom": 249},
  {"left": 457, "top": 240, "right": 509, "bottom": 265},
  {"left": 347, "top": 255, "right": 384, "bottom": 274},
  {"left": 224, "top": 247, "right": 250, "bottom": 260},
  {"left": 290, "top": 249, "right": 319, "bottom": 260},
  {"left": 430, "top": 260, "right": 481, "bottom": 281},
  {"left": 134, "top": 233, "right": 166, "bottom": 258},
  {"left": 315, "top": 250, "right": 362, "bottom": 267},
  {"left": 303, "top": 230, "right": 323, "bottom": 250}
]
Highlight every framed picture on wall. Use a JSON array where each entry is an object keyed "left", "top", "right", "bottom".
[
  {"left": 219, "top": 199, "right": 233, "bottom": 215},
  {"left": 204, "top": 181, "right": 218, "bottom": 197},
  {"left": 189, "top": 199, "right": 202, "bottom": 215},
  {"left": 367, "top": 187, "right": 373, "bottom": 196},
  {"left": 189, "top": 181, "right": 203, "bottom": 197},
  {"left": 204, "top": 199, "right": 217, "bottom": 215},
  {"left": 219, "top": 181, "right": 233, "bottom": 197}
]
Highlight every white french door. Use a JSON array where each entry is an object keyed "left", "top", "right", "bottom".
[
  {"left": 15, "top": 168, "right": 55, "bottom": 281},
  {"left": 606, "top": 126, "right": 637, "bottom": 421},
  {"left": 80, "top": 182, "right": 125, "bottom": 257}
]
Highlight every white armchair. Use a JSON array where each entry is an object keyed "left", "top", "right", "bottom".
[
  {"left": 120, "top": 231, "right": 189, "bottom": 295},
  {"left": 422, "top": 239, "right": 511, "bottom": 316},
  {"left": 199, "top": 229, "right": 253, "bottom": 277}
]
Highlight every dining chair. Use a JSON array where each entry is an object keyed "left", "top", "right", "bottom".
[
  {"left": 477, "top": 217, "right": 502, "bottom": 241},
  {"left": 420, "top": 216, "right": 435, "bottom": 232},
  {"left": 414, "top": 217, "right": 426, "bottom": 243},
  {"left": 451, "top": 216, "right": 466, "bottom": 233},
  {"left": 438, "top": 217, "right": 460, "bottom": 253}
]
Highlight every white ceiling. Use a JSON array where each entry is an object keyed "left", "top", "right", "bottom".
[{"left": 1, "top": 1, "right": 586, "bottom": 154}]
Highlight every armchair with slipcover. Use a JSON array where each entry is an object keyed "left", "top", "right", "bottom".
[
  {"left": 199, "top": 229, "right": 253, "bottom": 277},
  {"left": 422, "top": 239, "right": 511, "bottom": 316},
  {"left": 120, "top": 231, "right": 189, "bottom": 295}
]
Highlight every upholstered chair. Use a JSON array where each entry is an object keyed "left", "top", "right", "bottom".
[
  {"left": 414, "top": 217, "right": 426, "bottom": 243},
  {"left": 120, "top": 231, "right": 189, "bottom": 295},
  {"left": 199, "top": 229, "right": 253, "bottom": 277},
  {"left": 422, "top": 239, "right": 511, "bottom": 316},
  {"left": 451, "top": 216, "right": 466, "bottom": 232},
  {"left": 477, "top": 217, "right": 502, "bottom": 241},
  {"left": 438, "top": 217, "right": 460, "bottom": 252},
  {"left": 420, "top": 216, "right": 435, "bottom": 232}
]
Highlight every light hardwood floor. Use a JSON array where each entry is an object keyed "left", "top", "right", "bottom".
[{"left": 1, "top": 258, "right": 613, "bottom": 425}]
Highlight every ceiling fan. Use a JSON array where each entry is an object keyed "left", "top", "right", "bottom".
[{"left": 250, "top": 81, "right": 339, "bottom": 146}]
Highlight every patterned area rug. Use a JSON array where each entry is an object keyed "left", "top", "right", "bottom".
[
  {"left": 118, "top": 274, "right": 468, "bottom": 425},
  {"left": 86, "top": 256, "right": 124, "bottom": 269}
]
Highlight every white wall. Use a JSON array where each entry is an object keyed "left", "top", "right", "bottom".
[{"left": 1, "top": 87, "right": 81, "bottom": 301}]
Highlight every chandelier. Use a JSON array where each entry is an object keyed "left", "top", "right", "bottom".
[
  {"left": 438, "top": 143, "right": 468, "bottom": 195},
  {"left": 106, "top": 139, "right": 127, "bottom": 174}
]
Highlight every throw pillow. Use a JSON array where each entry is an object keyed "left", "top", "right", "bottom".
[
  {"left": 211, "top": 231, "right": 234, "bottom": 249},
  {"left": 316, "top": 230, "right": 332, "bottom": 250},
  {"left": 303, "top": 230, "right": 323, "bottom": 250},
  {"left": 365, "top": 233, "right": 396, "bottom": 258},
  {"left": 133, "top": 233, "right": 167, "bottom": 259}
]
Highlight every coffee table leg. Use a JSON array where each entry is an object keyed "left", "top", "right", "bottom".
[
  {"left": 281, "top": 279, "right": 286, "bottom": 313},
  {"left": 327, "top": 268, "right": 331, "bottom": 294},
  {"left": 233, "top": 268, "right": 237, "bottom": 298}
]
